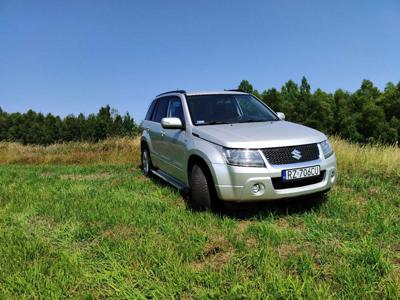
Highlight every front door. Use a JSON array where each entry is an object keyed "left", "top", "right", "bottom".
[{"left": 160, "top": 96, "right": 187, "bottom": 182}]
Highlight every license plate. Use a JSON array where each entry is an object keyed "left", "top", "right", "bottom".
[{"left": 282, "top": 165, "right": 320, "bottom": 181}]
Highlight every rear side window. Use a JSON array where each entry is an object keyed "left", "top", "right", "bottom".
[
  {"left": 145, "top": 100, "right": 157, "bottom": 120},
  {"left": 152, "top": 97, "right": 169, "bottom": 123}
]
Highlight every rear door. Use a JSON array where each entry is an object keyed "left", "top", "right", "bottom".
[{"left": 147, "top": 97, "right": 169, "bottom": 169}]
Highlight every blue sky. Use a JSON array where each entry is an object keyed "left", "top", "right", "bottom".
[{"left": 1, "top": 0, "right": 399, "bottom": 122}]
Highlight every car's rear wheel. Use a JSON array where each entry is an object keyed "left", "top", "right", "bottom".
[
  {"left": 189, "top": 163, "right": 217, "bottom": 211},
  {"left": 141, "top": 146, "right": 152, "bottom": 176}
]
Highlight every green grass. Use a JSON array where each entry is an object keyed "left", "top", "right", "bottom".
[{"left": 0, "top": 162, "right": 399, "bottom": 299}]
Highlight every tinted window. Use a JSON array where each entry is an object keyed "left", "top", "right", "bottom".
[
  {"left": 145, "top": 100, "right": 157, "bottom": 120},
  {"left": 235, "top": 95, "right": 269, "bottom": 118},
  {"left": 152, "top": 97, "right": 169, "bottom": 123},
  {"left": 186, "top": 94, "right": 278, "bottom": 125},
  {"left": 167, "top": 97, "right": 185, "bottom": 124}
]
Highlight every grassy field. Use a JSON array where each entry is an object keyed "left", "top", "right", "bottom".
[{"left": 0, "top": 138, "right": 399, "bottom": 298}]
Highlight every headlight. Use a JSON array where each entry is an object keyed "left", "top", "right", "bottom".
[
  {"left": 222, "top": 148, "right": 265, "bottom": 167},
  {"left": 320, "top": 140, "right": 333, "bottom": 158}
]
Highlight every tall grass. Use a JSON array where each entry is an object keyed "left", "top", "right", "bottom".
[
  {"left": 330, "top": 136, "right": 400, "bottom": 177},
  {"left": 1, "top": 136, "right": 399, "bottom": 178},
  {"left": 0, "top": 137, "right": 140, "bottom": 165}
]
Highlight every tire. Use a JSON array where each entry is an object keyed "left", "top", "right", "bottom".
[
  {"left": 141, "top": 146, "right": 152, "bottom": 176},
  {"left": 189, "top": 163, "right": 215, "bottom": 211}
]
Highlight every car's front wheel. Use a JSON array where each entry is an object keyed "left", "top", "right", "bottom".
[{"left": 189, "top": 163, "right": 217, "bottom": 211}]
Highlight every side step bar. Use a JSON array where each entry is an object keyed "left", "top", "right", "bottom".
[{"left": 151, "top": 169, "right": 187, "bottom": 191}]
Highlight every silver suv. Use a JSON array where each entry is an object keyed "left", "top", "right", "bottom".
[{"left": 140, "top": 90, "right": 337, "bottom": 210}]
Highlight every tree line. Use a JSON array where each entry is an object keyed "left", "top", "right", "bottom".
[
  {"left": 0, "top": 105, "right": 138, "bottom": 145},
  {"left": 1, "top": 78, "right": 399, "bottom": 145},
  {"left": 239, "top": 78, "right": 400, "bottom": 144}
]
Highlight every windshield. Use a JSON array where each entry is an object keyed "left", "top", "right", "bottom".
[{"left": 186, "top": 94, "right": 279, "bottom": 126}]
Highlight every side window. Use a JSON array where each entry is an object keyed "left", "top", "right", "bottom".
[
  {"left": 145, "top": 100, "right": 157, "bottom": 121},
  {"left": 167, "top": 97, "right": 185, "bottom": 123},
  {"left": 152, "top": 97, "right": 169, "bottom": 123}
]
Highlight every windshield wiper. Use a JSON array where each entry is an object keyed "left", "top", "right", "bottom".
[
  {"left": 197, "top": 120, "right": 231, "bottom": 126},
  {"left": 238, "top": 118, "right": 268, "bottom": 123}
]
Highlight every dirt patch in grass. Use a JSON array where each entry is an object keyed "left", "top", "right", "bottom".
[
  {"left": 340, "top": 186, "right": 353, "bottom": 193},
  {"left": 236, "top": 221, "right": 258, "bottom": 248},
  {"left": 135, "top": 174, "right": 151, "bottom": 182},
  {"left": 40, "top": 171, "right": 56, "bottom": 178},
  {"left": 29, "top": 215, "right": 59, "bottom": 229},
  {"left": 391, "top": 245, "right": 400, "bottom": 282},
  {"left": 278, "top": 244, "right": 300, "bottom": 258},
  {"left": 354, "top": 194, "right": 366, "bottom": 204},
  {"left": 40, "top": 171, "right": 114, "bottom": 180},
  {"left": 275, "top": 218, "right": 290, "bottom": 229},
  {"left": 101, "top": 224, "right": 136, "bottom": 239},
  {"left": 368, "top": 187, "right": 380, "bottom": 195},
  {"left": 236, "top": 220, "right": 251, "bottom": 233},
  {"left": 244, "top": 237, "right": 258, "bottom": 248},
  {"left": 278, "top": 241, "right": 319, "bottom": 261},
  {"left": 353, "top": 195, "right": 368, "bottom": 213},
  {"left": 60, "top": 172, "right": 114, "bottom": 181},
  {"left": 191, "top": 235, "right": 234, "bottom": 271},
  {"left": 178, "top": 293, "right": 194, "bottom": 300},
  {"left": 275, "top": 218, "right": 305, "bottom": 233}
]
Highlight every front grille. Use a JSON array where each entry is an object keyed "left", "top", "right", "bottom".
[
  {"left": 271, "top": 171, "right": 326, "bottom": 190},
  {"left": 261, "top": 143, "right": 320, "bottom": 165}
]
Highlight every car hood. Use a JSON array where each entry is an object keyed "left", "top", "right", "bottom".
[{"left": 192, "top": 121, "right": 327, "bottom": 148}]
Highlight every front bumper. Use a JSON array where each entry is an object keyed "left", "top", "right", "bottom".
[{"left": 211, "top": 154, "right": 337, "bottom": 202}]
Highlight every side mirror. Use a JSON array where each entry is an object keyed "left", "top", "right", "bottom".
[
  {"left": 276, "top": 112, "right": 285, "bottom": 120},
  {"left": 161, "top": 117, "right": 184, "bottom": 129}
]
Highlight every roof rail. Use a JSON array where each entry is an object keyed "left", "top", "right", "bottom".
[
  {"left": 156, "top": 90, "right": 186, "bottom": 97},
  {"left": 224, "top": 89, "right": 247, "bottom": 93}
]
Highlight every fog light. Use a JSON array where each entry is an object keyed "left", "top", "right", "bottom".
[
  {"left": 330, "top": 169, "right": 336, "bottom": 183},
  {"left": 252, "top": 183, "right": 261, "bottom": 194}
]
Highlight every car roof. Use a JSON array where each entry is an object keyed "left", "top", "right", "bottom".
[
  {"left": 186, "top": 90, "right": 247, "bottom": 96},
  {"left": 155, "top": 90, "right": 247, "bottom": 98}
]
